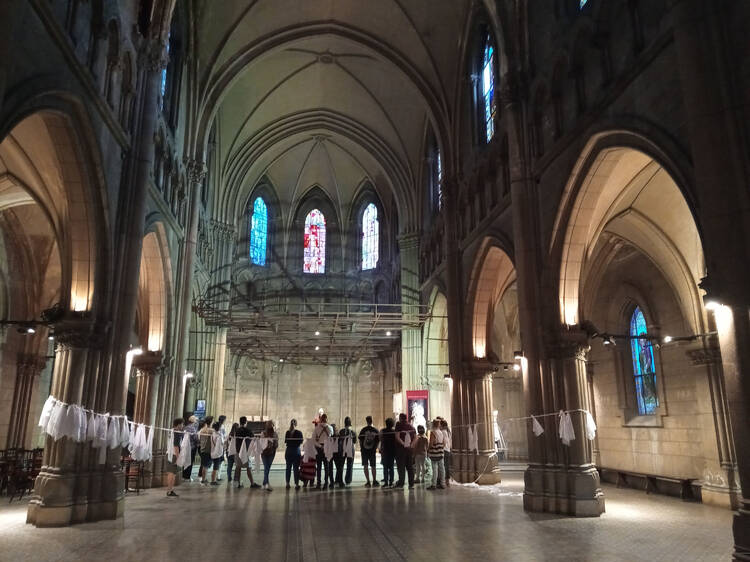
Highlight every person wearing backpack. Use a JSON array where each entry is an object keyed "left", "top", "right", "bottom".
[
  {"left": 358, "top": 415, "right": 380, "bottom": 487},
  {"left": 334, "top": 417, "right": 355, "bottom": 488}
]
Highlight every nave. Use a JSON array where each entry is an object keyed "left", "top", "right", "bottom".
[{"left": 0, "top": 470, "right": 733, "bottom": 561}]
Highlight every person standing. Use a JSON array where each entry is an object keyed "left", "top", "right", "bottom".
[
  {"left": 412, "top": 425, "right": 428, "bottom": 484},
  {"left": 225, "top": 422, "right": 239, "bottom": 484},
  {"left": 427, "top": 419, "right": 445, "bottom": 490},
  {"left": 394, "top": 413, "right": 416, "bottom": 489},
  {"left": 335, "top": 417, "right": 355, "bottom": 488},
  {"left": 284, "top": 419, "right": 303, "bottom": 489},
  {"left": 165, "top": 418, "right": 184, "bottom": 497},
  {"left": 358, "top": 415, "right": 380, "bottom": 487},
  {"left": 208, "top": 421, "right": 224, "bottom": 486},
  {"left": 198, "top": 417, "right": 214, "bottom": 484},
  {"left": 379, "top": 418, "right": 396, "bottom": 488},
  {"left": 313, "top": 413, "right": 332, "bottom": 490},
  {"left": 440, "top": 419, "right": 452, "bottom": 486},
  {"left": 261, "top": 420, "right": 278, "bottom": 491},
  {"left": 182, "top": 415, "right": 199, "bottom": 481},
  {"left": 234, "top": 416, "right": 260, "bottom": 489}
]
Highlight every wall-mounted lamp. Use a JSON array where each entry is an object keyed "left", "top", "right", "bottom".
[{"left": 513, "top": 351, "right": 523, "bottom": 360}]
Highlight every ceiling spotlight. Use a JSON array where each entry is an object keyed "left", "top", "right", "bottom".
[
  {"left": 26, "top": 326, "right": 36, "bottom": 334},
  {"left": 663, "top": 335, "right": 673, "bottom": 344},
  {"left": 705, "top": 300, "right": 722, "bottom": 311},
  {"left": 315, "top": 330, "right": 320, "bottom": 336},
  {"left": 315, "top": 346, "right": 320, "bottom": 351},
  {"left": 386, "top": 331, "right": 392, "bottom": 337},
  {"left": 513, "top": 364, "right": 521, "bottom": 372},
  {"left": 279, "top": 358, "right": 284, "bottom": 363}
]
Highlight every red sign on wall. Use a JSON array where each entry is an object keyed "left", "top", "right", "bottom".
[{"left": 406, "top": 390, "right": 429, "bottom": 429}]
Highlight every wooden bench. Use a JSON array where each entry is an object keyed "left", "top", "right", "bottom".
[{"left": 598, "top": 467, "right": 697, "bottom": 501}]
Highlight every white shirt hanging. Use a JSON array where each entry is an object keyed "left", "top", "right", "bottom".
[
  {"left": 38, "top": 396, "right": 56, "bottom": 433},
  {"left": 343, "top": 436, "right": 354, "bottom": 458},
  {"left": 302, "top": 438, "right": 317, "bottom": 462},
  {"left": 119, "top": 416, "right": 131, "bottom": 447},
  {"left": 323, "top": 436, "right": 335, "bottom": 462},
  {"left": 76, "top": 406, "right": 88, "bottom": 443},
  {"left": 107, "top": 417, "right": 120, "bottom": 449},
  {"left": 585, "top": 410, "right": 597, "bottom": 441},
  {"left": 47, "top": 401, "right": 65, "bottom": 441},
  {"left": 227, "top": 434, "right": 237, "bottom": 457},
  {"left": 238, "top": 437, "right": 250, "bottom": 464},
  {"left": 145, "top": 426, "right": 154, "bottom": 461},
  {"left": 211, "top": 431, "right": 224, "bottom": 459},
  {"left": 558, "top": 411, "right": 575, "bottom": 446},
  {"left": 130, "top": 423, "right": 146, "bottom": 461},
  {"left": 86, "top": 411, "right": 97, "bottom": 442},
  {"left": 167, "top": 429, "right": 175, "bottom": 463},
  {"left": 254, "top": 438, "right": 266, "bottom": 467},
  {"left": 176, "top": 431, "right": 191, "bottom": 468},
  {"left": 531, "top": 415, "right": 544, "bottom": 437}
]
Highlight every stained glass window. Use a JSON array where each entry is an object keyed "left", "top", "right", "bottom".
[
  {"left": 436, "top": 150, "right": 443, "bottom": 209},
  {"left": 303, "top": 209, "right": 326, "bottom": 274},
  {"left": 362, "top": 203, "right": 379, "bottom": 270},
  {"left": 482, "top": 34, "right": 496, "bottom": 143},
  {"left": 160, "top": 33, "right": 170, "bottom": 111},
  {"left": 630, "top": 306, "right": 658, "bottom": 415},
  {"left": 580, "top": 0, "right": 589, "bottom": 8},
  {"left": 250, "top": 197, "right": 268, "bottom": 266}
]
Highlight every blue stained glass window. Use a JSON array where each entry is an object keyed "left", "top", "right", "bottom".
[
  {"left": 436, "top": 151, "right": 443, "bottom": 209},
  {"left": 304, "top": 209, "right": 326, "bottom": 274},
  {"left": 482, "top": 35, "right": 496, "bottom": 143},
  {"left": 250, "top": 197, "right": 268, "bottom": 266},
  {"left": 160, "top": 34, "right": 170, "bottom": 111},
  {"left": 362, "top": 203, "right": 379, "bottom": 270},
  {"left": 580, "top": 0, "right": 589, "bottom": 8},
  {"left": 630, "top": 306, "right": 658, "bottom": 415}
]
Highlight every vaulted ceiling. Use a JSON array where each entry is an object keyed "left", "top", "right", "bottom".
[{"left": 190, "top": 0, "right": 475, "bottom": 231}]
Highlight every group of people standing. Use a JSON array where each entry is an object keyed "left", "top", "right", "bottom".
[{"left": 163, "top": 411, "right": 452, "bottom": 497}]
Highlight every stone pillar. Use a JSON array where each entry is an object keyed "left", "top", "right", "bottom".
[
  {"left": 173, "top": 160, "right": 206, "bottom": 417},
  {"left": 132, "top": 351, "right": 163, "bottom": 487},
  {"left": 523, "top": 332, "right": 604, "bottom": 517},
  {"left": 27, "top": 317, "right": 116, "bottom": 527},
  {"left": 710, "top": 304, "right": 750, "bottom": 559},
  {"left": 7, "top": 353, "right": 48, "bottom": 449},
  {"left": 398, "top": 233, "right": 423, "bottom": 396},
  {"left": 453, "top": 360, "right": 501, "bottom": 484}
]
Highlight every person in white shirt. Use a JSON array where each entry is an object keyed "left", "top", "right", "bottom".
[
  {"left": 313, "top": 413, "right": 332, "bottom": 490},
  {"left": 439, "top": 418, "right": 452, "bottom": 486}
]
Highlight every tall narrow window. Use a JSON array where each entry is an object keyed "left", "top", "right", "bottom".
[
  {"left": 362, "top": 203, "right": 379, "bottom": 270},
  {"left": 580, "top": 0, "right": 589, "bottom": 8},
  {"left": 436, "top": 150, "right": 443, "bottom": 209},
  {"left": 250, "top": 197, "right": 268, "bottom": 266},
  {"left": 482, "top": 34, "right": 496, "bottom": 142},
  {"left": 630, "top": 307, "right": 658, "bottom": 415},
  {"left": 160, "top": 32, "right": 170, "bottom": 111},
  {"left": 303, "top": 209, "right": 326, "bottom": 273}
]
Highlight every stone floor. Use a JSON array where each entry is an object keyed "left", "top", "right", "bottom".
[{"left": 0, "top": 467, "right": 734, "bottom": 562}]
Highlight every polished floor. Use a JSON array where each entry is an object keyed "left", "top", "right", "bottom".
[{"left": 0, "top": 466, "right": 734, "bottom": 562}]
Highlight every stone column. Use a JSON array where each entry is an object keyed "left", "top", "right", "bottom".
[
  {"left": 710, "top": 304, "right": 750, "bottom": 559},
  {"left": 453, "top": 360, "right": 501, "bottom": 484},
  {"left": 172, "top": 160, "right": 206, "bottom": 417},
  {"left": 132, "top": 351, "right": 163, "bottom": 487},
  {"left": 7, "top": 353, "right": 48, "bottom": 449},
  {"left": 398, "top": 233, "right": 423, "bottom": 396},
  {"left": 27, "top": 317, "right": 113, "bottom": 527}
]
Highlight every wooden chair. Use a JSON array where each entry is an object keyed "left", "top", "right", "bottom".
[{"left": 123, "top": 457, "right": 144, "bottom": 495}]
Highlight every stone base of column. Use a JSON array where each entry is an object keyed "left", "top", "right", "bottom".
[
  {"left": 147, "top": 454, "right": 165, "bottom": 488},
  {"left": 27, "top": 468, "right": 125, "bottom": 527},
  {"left": 733, "top": 502, "right": 750, "bottom": 561},
  {"left": 523, "top": 464, "right": 604, "bottom": 517},
  {"left": 451, "top": 450, "right": 501, "bottom": 484},
  {"left": 701, "top": 465, "right": 742, "bottom": 509}
]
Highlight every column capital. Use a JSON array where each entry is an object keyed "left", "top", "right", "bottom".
[
  {"left": 52, "top": 316, "right": 108, "bottom": 351},
  {"left": 16, "top": 353, "right": 47, "bottom": 378},
  {"left": 140, "top": 37, "right": 169, "bottom": 73},
  {"left": 132, "top": 350, "right": 164, "bottom": 376},
  {"left": 185, "top": 158, "right": 207, "bottom": 184},
  {"left": 462, "top": 358, "right": 496, "bottom": 380},
  {"left": 397, "top": 232, "right": 421, "bottom": 250},
  {"left": 549, "top": 328, "right": 590, "bottom": 360}
]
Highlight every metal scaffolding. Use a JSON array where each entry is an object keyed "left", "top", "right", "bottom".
[{"left": 193, "top": 288, "right": 438, "bottom": 366}]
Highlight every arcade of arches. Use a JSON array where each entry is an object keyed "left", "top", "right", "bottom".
[{"left": 0, "top": 1, "right": 748, "bottom": 560}]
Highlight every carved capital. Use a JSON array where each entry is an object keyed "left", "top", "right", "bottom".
[
  {"left": 53, "top": 317, "right": 108, "bottom": 351},
  {"left": 16, "top": 353, "right": 47, "bottom": 378},
  {"left": 141, "top": 38, "right": 168, "bottom": 73},
  {"left": 132, "top": 350, "right": 164, "bottom": 375},
  {"left": 550, "top": 329, "right": 590, "bottom": 361},
  {"left": 686, "top": 346, "right": 722, "bottom": 366},
  {"left": 210, "top": 219, "right": 236, "bottom": 240},
  {"left": 185, "top": 159, "right": 207, "bottom": 184}
]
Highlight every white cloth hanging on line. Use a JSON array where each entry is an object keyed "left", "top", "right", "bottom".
[
  {"left": 227, "top": 434, "right": 237, "bottom": 457},
  {"left": 47, "top": 401, "right": 65, "bottom": 441},
  {"left": 211, "top": 432, "right": 224, "bottom": 459},
  {"left": 468, "top": 424, "right": 479, "bottom": 453},
  {"left": 558, "top": 410, "right": 575, "bottom": 446},
  {"left": 238, "top": 438, "right": 250, "bottom": 465},
  {"left": 39, "top": 395, "right": 56, "bottom": 432},
  {"left": 254, "top": 438, "right": 266, "bottom": 468},
  {"left": 167, "top": 430, "right": 175, "bottom": 463},
  {"left": 176, "top": 431, "right": 191, "bottom": 468},
  {"left": 130, "top": 423, "right": 147, "bottom": 461},
  {"left": 585, "top": 411, "right": 597, "bottom": 441},
  {"left": 107, "top": 417, "right": 120, "bottom": 449},
  {"left": 144, "top": 426, "right": 154, "bottom": 461},
  {"left": 119, "top": 417, "right": 131, "bottom": 447},
  {"left": 531, "top": 415, "right": 544, "bottom": 437},
  {"left": 323, "top": 436, "right": 335, "bottom": 461},
  {"left": 343, "top": 436, "right": 354, "bottom": 458},
  {"left": 302, "top": 438, "right": 317, "bottom": 462}
]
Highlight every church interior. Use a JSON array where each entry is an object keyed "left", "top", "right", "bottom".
[{"left": 0, "top": 1, "right": 748, "bottom": 560}]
